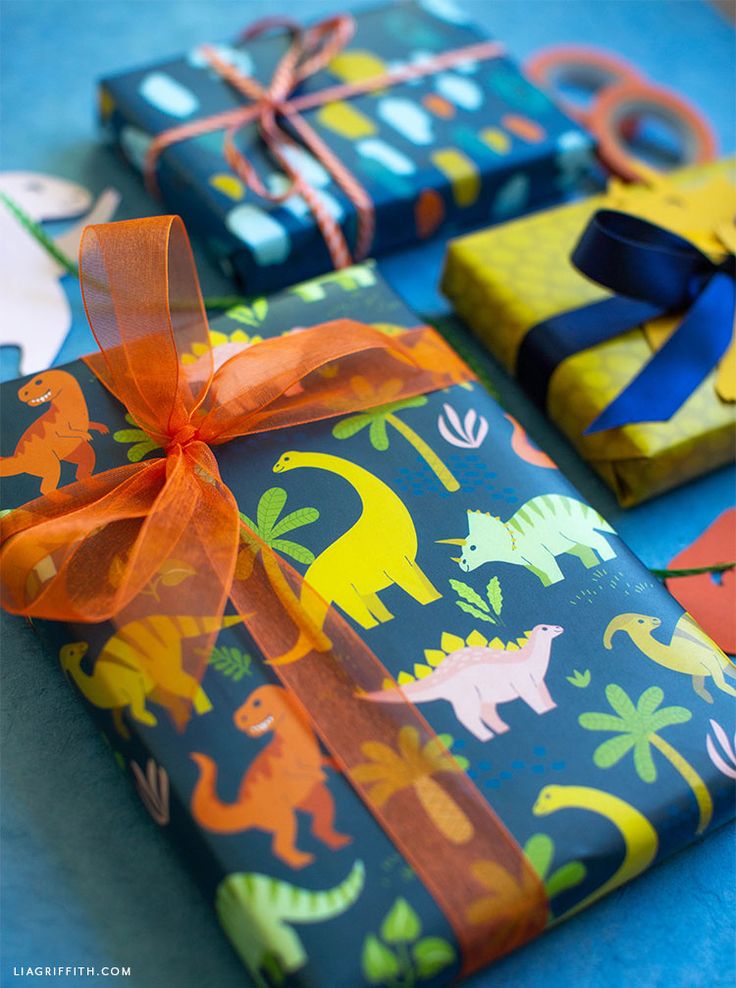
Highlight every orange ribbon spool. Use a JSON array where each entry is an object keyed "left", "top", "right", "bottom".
[
  {"left": 0, "top": 215, "right": 547, "bottom": 974},
  {"left": 525, "top": 44, "right": 717, "bottom": 180}
]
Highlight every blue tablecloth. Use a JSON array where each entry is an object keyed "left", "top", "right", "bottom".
[{"left": 1, "top": 2, "right": 734, "bottom": 986}]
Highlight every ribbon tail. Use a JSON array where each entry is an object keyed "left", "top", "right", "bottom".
[{"left": 586, "top": 272, "right": 736, "bottom": 433}]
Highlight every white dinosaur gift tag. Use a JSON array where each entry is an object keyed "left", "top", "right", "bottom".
[{"left": 0, "top": 171, "right": 120, "bottom": 376}]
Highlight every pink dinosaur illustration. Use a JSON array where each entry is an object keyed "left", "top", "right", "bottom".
[{"left": 364, "top": 624, "right": 563, "bottom": 741}]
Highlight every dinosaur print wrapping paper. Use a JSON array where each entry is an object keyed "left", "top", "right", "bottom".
[
  {"left": 97, "top": 0, "right": 592, "bottom": 294},
  {"left": 441, "top": 158, "right": 736, "bottom": 507},
  {"left": 1, "top": 263, "right": 734, "bottom": 988}
]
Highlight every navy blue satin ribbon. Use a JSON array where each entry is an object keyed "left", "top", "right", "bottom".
[{"left": 516, "top": 209, "right": 735, "bottom": 433}]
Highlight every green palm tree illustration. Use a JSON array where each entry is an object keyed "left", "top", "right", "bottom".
[
  {"left": 236, "top": 487, "right": 328, "bottom": 653},
  {"left": 333, "top": 377, "right": 459, "bottom": 491},
  {"left": 579, "top": 684, "right": 713, "bottom": 834},
  {"left": 236, "top": 486, "right": 318, "bottom": 578}
]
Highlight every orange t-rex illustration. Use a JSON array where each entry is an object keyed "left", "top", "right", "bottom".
[
  {"left": 190, "top": 684, "right": 351, "bottom": 869},
  {"left": 0, "top": 369, "right": 108, "bottom": 493}
]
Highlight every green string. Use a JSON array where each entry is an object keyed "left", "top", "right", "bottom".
[
  {"left": 0, "top": 190, "right": 80, "bottom": 278},
  {"left": 651, "top": 561, "right": 736, "bottom": 579},
  {"left": 0, "top": 191, "right": 242, "bottom": 310}
]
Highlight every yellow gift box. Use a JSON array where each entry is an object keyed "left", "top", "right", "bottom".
[{"left": 441, "top": 159, "right": 736, "bottom": 506}]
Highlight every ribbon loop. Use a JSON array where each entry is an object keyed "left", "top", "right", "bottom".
[
  {"left": 517, "top": 205, "right": 735, "bottom": 433},
  {"left": 572, "top": 208, "right": 723, "bottom": 311}
]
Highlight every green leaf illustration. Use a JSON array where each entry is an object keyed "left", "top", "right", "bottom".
[
  {"left": 524, "top": 833, "right": 554, "bottom": 879},
  {"left": 369, "top": 417, "right": 390, "bottom": 451},
  {"left": 159, "top": 559, "right": 197, "bottom": 587},
  {"left": 257, "top": 487, "right": 287, "bottom": 538},
  {"left": 361, "top": 935, "right": 400, "bottom": 984},
  {"left": 449, "top": 578, "right": 490, "bottom": 612},
  {"left": 113, "top": 414, "right": 161, "bottom": 463},
  {"left": 381, "top": 897, "right": 422, "bottom": 944},
  {"left": 208, "top": 646, "right": 252, "bottom": 681},
  {"left": 128, "top": 441, "right": 159, "bottom": 462},
  {"left": 113, "top": 428, "right": 147, "bottom": 443},
  {"left": 332, "top": 414, "right": 371, "bottom": 440},
  {"left": 578, "top": 712, "right": 626, "bottom": 731},
  {"left": 605, "top": 683, "right": 637, "bottom": 720},
  {"left": 412, "top": 937, "right": 455, "bottom": 978},
  {"left": 270, "top": 538, "right": 316, "bottom": 565},
  {"left": 435, "top": 734, "right": 469, "bottom": 771},
  {"left": 566, "top": 669, "right": 591, "bottom": 688},
  {"left": 269, "top": 507, "right": 319, "bottom": 540},
  {"left": 486, "top": 575, "right": 503, "bottom": 616},
  {"left": 524, "top": 834, "right": 587, "bottom": 904},
  {"left": 545, "top": 861, "right": 586, "bottom": 899},
  {"left": 455, "top": 600, "right": 496, "bottom": 624},
  {"left": 224, "top": 303, "right": 266, "bottom": 327},
  {"left": 592, "top": 733, "right": 635, "bottom": 768},
  {"left": 633, "top": 738, "right": 657, "bottom": 782}
]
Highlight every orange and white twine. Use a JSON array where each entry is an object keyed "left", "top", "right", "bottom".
[{"left": 144, "top": 14, "right": 506, "bottom": 270}]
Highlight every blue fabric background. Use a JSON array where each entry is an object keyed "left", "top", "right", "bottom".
[{"left": 1, "top": 2, "right": 734, "bottom": 986}]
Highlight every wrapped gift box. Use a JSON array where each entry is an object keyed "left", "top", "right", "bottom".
[
  {"left": 98, "top": 0, "right": 593, "bottom": 294},
  {"left": 441, "top": 158, "right": 736, "bottom": 507},
  {"left": 2, "top": 260, "right": 734, "bottom": 987}
]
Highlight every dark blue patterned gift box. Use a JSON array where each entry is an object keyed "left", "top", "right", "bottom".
[
  {"left": 98, "top": 0, "right": 594, "bottom": 293},
  {"left": 2, "top": 264, "right": 732, "bottom": 987}
]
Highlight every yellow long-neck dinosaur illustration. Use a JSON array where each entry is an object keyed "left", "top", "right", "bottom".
[
  {"left": 604, "top": 612, "right": 736, "bottom": 703},
  {"left": 59, "top": 614, "right": 241, "bottom": 737},
  {"left": 533, "top": 784, "right": 658, "bottom": 921},
  {"left": 271, "top": 451, "right": 440, "bottom": 665}
]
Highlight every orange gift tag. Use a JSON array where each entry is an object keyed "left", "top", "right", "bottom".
[{"left": 665, "top": 509, "right": 736, "bottom": 655}]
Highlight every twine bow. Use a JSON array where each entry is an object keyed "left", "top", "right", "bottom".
[
  {"left": 144, "top": 14, "right": 506, "bottom": 270},
  {"left": 0, "top": 215, "right": 546, "bottom": 973}
]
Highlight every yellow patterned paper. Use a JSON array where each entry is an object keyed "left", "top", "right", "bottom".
[{"left": 442, "top": 160, "right": 736, "bottom": 506}]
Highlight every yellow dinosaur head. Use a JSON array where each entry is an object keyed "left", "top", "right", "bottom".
[
  {"left": 603, "top": 613, "right": 661, "bottom": 648},
  {"left": 273, "top": 451, "right": 303, "bottom": 474},
  {"left": 532, "top": 784, "right": 565, "bottom": 816},
  {"left": 59, "top": 641, "right": 88, "bottom": 670}
]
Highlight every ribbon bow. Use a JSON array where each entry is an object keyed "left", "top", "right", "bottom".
[
  {"left": 517, "top": 208, "right": 736, "bottom": 433},
  {"left": 0, "top": 215, "right": 546, "bottom": 973},
  {"left": 144, "top": 14, "right": 505, "bottom": 271}
]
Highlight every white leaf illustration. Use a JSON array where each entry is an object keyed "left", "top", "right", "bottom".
[
  {"left": 706, "top": 720, "right": 736, "bottom": 779},
  {"left": 443, "top": 402, "right": 464, "bottom": 434},
  {"left": 437, "top": 404, "right": 489, "bottom": 449},
  {"left": 131, "top": 758, "right": 170, "bottom": 825}
]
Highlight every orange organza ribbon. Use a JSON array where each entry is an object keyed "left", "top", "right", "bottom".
[{"left": 0, "top": 216, "right": 546, "bottom": 973}]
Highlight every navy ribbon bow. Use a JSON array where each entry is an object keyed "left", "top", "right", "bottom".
[{"left": 516, "top": 209, "right": 735, "bottom": 433}]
